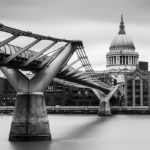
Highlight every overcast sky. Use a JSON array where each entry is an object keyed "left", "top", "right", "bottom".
[{"left": 0, "top": 0, "right": 150, "bottom": 70}]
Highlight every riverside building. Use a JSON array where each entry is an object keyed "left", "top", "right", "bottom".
[{"left": 125, "top": 63, "right": 150, "bottom": 107}]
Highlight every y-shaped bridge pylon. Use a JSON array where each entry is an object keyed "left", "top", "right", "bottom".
[
  {"left": 92, "top": 86, "right": 118, "bottom": 116},
  {"left": 1, "top": 42, "right": 77, "bottom": 141}
]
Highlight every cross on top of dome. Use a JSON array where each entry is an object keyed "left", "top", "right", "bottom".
[{"left": 118, "top": 14, "right": 126, "bottom": 34}]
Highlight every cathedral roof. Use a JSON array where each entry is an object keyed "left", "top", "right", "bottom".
[{"left": 109, "top": 15, "right": 135, "bottom": 50}]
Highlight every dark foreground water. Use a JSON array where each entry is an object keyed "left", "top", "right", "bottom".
[{"left": 0, "top": 114, "right": 150, "bottom": 150}]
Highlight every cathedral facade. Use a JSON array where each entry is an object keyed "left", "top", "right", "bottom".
[
  {"left": 106, "top": 16, "right": 139, "bottom": 72},
  {"left": 106, "top": 15, "right": 139, "bottom": 84},
  {"left": 106, "top": 15, "right": 150, "bottom": 109}
]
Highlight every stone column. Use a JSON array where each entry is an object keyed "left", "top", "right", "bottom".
[
  {"left": 132, "top": 79, "right": 135, "bottom": 106},
  {"left": 123, "top": 56, "right": 125, "bottom": 65},
  {"left": 124, "top": 56, "right": 127, "bottom": 65},
  {"left": 117, "top": 56, "right": 120, "bottom": 65},
  {"left": 128, "top": 56, "right": 130, "bottom": 65},
  {"left": 140, "top": 79, "right": 143, "bottom": 106},
  {"left": 126, "top": 56, "right": 128, "bottom": 65},
  {"left": 114, "top": 56, "right": 115, "bottom": 64}
]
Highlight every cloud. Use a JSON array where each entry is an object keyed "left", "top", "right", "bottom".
[
  {"left": 0, "top": 0, "right": 150, "bottom": 24},
  {"left": 0, "top": 0, "right": 150, "bottom": 70}
]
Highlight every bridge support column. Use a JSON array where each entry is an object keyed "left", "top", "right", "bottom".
[
  {"left": 97, "top": 101, "right": 111, "bottom": 116},
  {"left": 0, "top": 43, "right": 77, "bottom": 141},
  {"left": 92, "top": 87, "right": 118, "bottom": 116},
  {"left": 9, "top": 92, "right": 51, "bottom": 141}
]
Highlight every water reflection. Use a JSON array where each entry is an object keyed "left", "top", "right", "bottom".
[
  {"left": 1, "top": 115, "right": 150, "bottom": 150},
  {"left": 59, "top": 116, "right": 112, "bottom": 140}
]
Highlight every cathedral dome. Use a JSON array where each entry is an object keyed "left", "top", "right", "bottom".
[
  {"left": 106, "top": 15, "right": 139, "bottom": 73},
  {"left": 109, "top": 15, "right": 135, "bottom": 50},
  {"left": 110, "top": 34, "right": 135, "bottom": 50}
]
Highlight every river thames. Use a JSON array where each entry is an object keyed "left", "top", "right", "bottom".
[{"left": 0, "top": 114, "right": 150, "bottom": 150}]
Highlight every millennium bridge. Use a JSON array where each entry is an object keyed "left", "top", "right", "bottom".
[{"left": 0, "top": 23, "right": 118, "bottom": 141}]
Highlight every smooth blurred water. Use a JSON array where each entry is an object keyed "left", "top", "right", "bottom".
[{"left": 0, "top": 114, "right": 150, "bottom": 150}]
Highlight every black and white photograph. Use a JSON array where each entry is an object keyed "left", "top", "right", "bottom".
[{"left": 0, "top": 0, "right": 150, "bottom": 150}]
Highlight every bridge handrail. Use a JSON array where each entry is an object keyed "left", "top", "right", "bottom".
[{"left": 0, "top": 23, "right": 82, "bottom": 43}]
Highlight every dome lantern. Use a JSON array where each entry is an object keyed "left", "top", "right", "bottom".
[{"left": 119, "top": 15, "right": 126, "bottom": 34}]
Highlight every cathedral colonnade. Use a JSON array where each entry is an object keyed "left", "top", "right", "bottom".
[{"left": 106, "top": 55, "right": 138, "bottom": 66}]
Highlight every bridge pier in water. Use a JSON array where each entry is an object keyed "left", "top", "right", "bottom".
[
  {"left": 0, "top": 43, "right": 76, "bottom": 141},
  {"left": 92, "top": 87, "right": 118, "bottom": 116},
  {"left": 9, "top": 92, "right": 51, "bottom": 141},
  {"left": 97, "top": 101, "right": 111, "bottom": 116}
]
